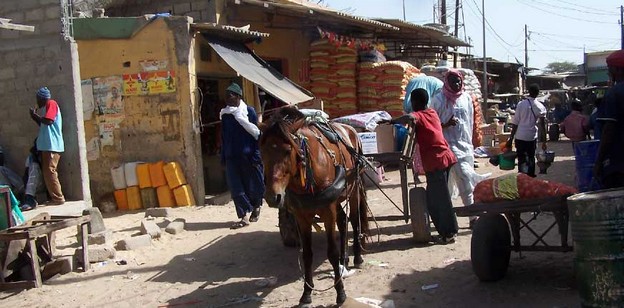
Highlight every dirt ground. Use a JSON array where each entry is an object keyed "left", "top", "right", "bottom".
[{"left": 0, "top": 140, "right": 582, "bottom": 307}]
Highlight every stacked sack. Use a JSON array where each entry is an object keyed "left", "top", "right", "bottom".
[
  {"left": 357, "top": 61, "right": 421, "bottom": 117},
  {"left": 474, "top": 173, "right": 577, "bottom": 204},
  {"left": 111, "top": 161, "right": 195, "bottom": 211},
  {"left": 309, "top": 39, "right": 358, "bottom": 118}
]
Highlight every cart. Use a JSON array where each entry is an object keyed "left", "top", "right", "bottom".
[
  {"left": 454, "top": 195, "right": 572, "bottom": 281},
  {"left": 277, "top": 123, "right": 430, "bottom": 246}
]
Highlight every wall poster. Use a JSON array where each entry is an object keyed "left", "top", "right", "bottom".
[
  {"left": 81, "top": 79, "right": 95, "bottom": 120},
  {"left": 122, "top": 71, "right": 176, "bottom": 96},
  {"left": 93, "top": 76, "right": 124, "bottom": 115}
]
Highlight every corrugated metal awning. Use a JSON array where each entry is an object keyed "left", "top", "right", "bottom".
[
  {"left": 205, "top": 36, "right": 314, "bottom": 104},
  {"left": 191, "top": 23, "right": 269, "bottom": 43},
  {"left": 375, "top": 19, "right": 471, "bottom": 48}
]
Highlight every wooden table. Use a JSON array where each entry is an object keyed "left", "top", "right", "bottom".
[{"left": 0, "top": 214, "right": 91, "bottom": 289}]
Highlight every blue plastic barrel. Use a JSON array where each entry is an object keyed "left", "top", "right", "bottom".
[{"left": 574, "top": 140, "right": 601, "bottom": 192}]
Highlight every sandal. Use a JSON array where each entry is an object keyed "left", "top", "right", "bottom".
[
  {"left": 230, "top": 219, "right": 250, "bottom": 229},
  {"left": 249, "top": 207, "right": 261, "bottom": 222}
]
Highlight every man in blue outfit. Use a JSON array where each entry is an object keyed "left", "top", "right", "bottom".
[
  {"left": 595, "top": 50, "right": 624, "bottom": 188},
  {"left": 220, "top": 83, "right": 265, "bottom": 229}
]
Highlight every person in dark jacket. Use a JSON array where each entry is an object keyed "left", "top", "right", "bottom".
[{"left": 220, "top": 83, "right": 265, "bottom": 229}]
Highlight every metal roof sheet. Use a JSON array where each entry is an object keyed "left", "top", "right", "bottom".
[
  {"left": 375, "top": 18, "right": 470, "bottom": 47},
  {"left": 191, "top": 23, "right": 269, "bottom": 42}
]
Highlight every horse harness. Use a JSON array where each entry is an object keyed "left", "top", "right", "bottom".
[{"left": 287, "top": 121, "right": 360, "bottom": 209}]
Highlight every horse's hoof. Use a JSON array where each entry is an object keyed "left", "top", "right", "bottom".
[
  {"left": 299, "top": 294, "right": 312, "bottom": 305},
  {"left": 336, "top": 292, "right": 347, "bottom": 305},
  {"left": 353, "top": 258, "right": 364, "bottom": 268}
]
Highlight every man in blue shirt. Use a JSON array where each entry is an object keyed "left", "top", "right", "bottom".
[
  {"left": 595, "top": 50, "right": 624, "bottom": 188},
  {"left": 220, "top": 83, "right": 264, "bottom": 229},
  {"left": 25, "top": 87, "right": 65, "bottom": 210}
]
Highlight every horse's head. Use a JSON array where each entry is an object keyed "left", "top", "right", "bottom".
[{"left": 259, "top": 107, "right": 305, "bottom": 208}]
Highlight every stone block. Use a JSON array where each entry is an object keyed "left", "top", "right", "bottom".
[
  {"left": 116, "top": 234, "right": 151, "bottom": 251},
  {"left": 140, "top": 219, "right": 162, "bottom": 239},
  {"left": 173, "top": 3, "right": 192, "bottom": 14},
  {"left": 201, "top": 9, "right": 217, "bottom": 23},
  {"left": 0, "top": 68, "right": 15, "bottom": 81},
  {"left": 83, "top": 207, "right": 107, "bottom": 234},
  {"left": 42, "top": 256, "right": 73, "bottom": 279},
  {"left": 191, "top": 0, "right": 209, "bottom": 11},
  {"left": 41, "top": 19, "right": 61, "bottom": 34},
  {"left": 88, "top": 229, "right": 113, "bottom": 245},
  {"left": 145, "top": 207, "right": 171, "bottom": 218},
  {"left": 186, "top": 11, "right": 201, "bottom": 22},
  {"left": 45, "top": 6, "right": 61, "bottom": 19},
  {"left": 75, "top": 244, "right": 116, "bottom": 263},
  {"left": 165, "top": 218, "right": 186, "bottom": 235},
  {"left": 25, "top": 8, "right": 44, "bottom": 21}
]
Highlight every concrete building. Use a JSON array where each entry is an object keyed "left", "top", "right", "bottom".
[
  {"left": 0, "top": 1, "right": 90, "bottom": 204},
  {"left": 585, "top": 50, "right": 614, "bottom": 86}
]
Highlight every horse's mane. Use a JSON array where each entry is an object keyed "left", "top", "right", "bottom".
[{"left": 260, "top": 106, "right": 306, "bottom": 146}]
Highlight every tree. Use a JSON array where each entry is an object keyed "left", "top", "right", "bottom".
[{"left": 543, "top": 61, "right": 578, "bottom": 74}]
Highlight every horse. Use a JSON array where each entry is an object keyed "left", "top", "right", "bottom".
[{"left": 259, "top": 107, "right": 370, "bottom": 306}]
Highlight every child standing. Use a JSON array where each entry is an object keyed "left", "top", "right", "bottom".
[{"left": 390, "top": 88, "right": 459, "bottom": 243}]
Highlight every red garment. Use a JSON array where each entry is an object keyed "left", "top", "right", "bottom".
[
  {"left": 43, "top": 99, "right": 59, "bottom": 121},
  {"left": 412, "top": 109, "right": 457, "bottom": 172},
  {"left": 607, "top": 50, "right": 624, "bottom": 68},
  {"left": 560, "top": 110, "right": 589, "bottom": 142}
]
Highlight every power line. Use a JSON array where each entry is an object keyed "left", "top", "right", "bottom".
[
  {"left": 523, "top": 0, "right": 618, "bottom": 16},
  {"left": 515, "top": 0, "right": 619, "bottom": 25},
  {"left": 464, "top": 0, "right": 523, "bottom": 62},
  {"left": 528, "top": 30, "right": 619, "bottom": 42},
  {"left": 552, "top": 0, "right": 616, "bottom": 14}
]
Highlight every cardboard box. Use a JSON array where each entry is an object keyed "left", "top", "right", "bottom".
[
  {"left": 357, "top": 124, "right": 397, "bottom": 154},
  {"left": 375, "top": 124, "right": 396, "bottom": 153}
]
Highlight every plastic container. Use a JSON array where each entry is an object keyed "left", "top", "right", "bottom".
[
  {"left": 126, "top": 186, "right": 143, "bottom": 210},
  {"left": 173, "top": 184, "right": 195, "bottom": 207},
  {"left": 156, "top": 185, "right": 176, "bottom": 208},
  {"left": 163, "top": 162, "right": 187, "bottom": 189},
  {"left": 111, "top": 166, "right": 127, "bottom": 190},
  {"left": 574, "top": 140, "right": 601, "bottom": 192},
  {"left": 149, "top": 161, "right": 167, "bottom": 187},
  {"left": 124, "top": 162, "right": 140, "bottom": 187},
  {"left": 140, "top": 187, "right": 158, "bottom": 208},
  {"left": 498, "top": 152, "right": 516, "bottom": 170},
  {"left": 136, "top": 163, "right": 152, "bottom": 188},
  {"left": 114, "top": 189, "right": 128, "bottom": 211}
]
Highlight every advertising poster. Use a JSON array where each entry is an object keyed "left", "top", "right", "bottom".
[
  {"left": 93, "top": 76, "right": 124, "bottom": 115},
  {"left": 139, "top": 59, "right": 169, "bottom": 72},
  {"left": 81, "top": 79, "right": 95, "bottom": 120},
  {"left": 123, "top": 70, "right": 176, "bottom": 96}
]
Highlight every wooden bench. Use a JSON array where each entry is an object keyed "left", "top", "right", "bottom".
[{"left": 0, "top": 214, "right": 91, "bottom": 289}]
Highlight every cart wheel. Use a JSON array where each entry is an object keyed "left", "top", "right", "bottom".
[
  {"left": 409, "top": 187, "right": 431, "bottom": 243},
  {"left": 279, "top": 208, "right": 299, "bottom": 247},
  {"left": 471, "top": 214, "right": 511, "bottom": 282}
]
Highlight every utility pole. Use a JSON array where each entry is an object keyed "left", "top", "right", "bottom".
[
  {"left": 524, "top": 24, "right": 529, "bottom": 93},
  {"left": 482, "top": 0, "right": 487, "bottom": 104},
  {"left": 441, "top": 0, "right": 448, "bottom": 61},
  {"left": 621, "top": 5, "right": 623, "bottom": 49},
  {"left": 441, "top": 0, "right": 447, "bottom": 25},
  {"left": 402, "top": 0, "right": 406, "bottom": 21},
  {"left": 453, "top": 0, "right": 460, "bottom": 68}
]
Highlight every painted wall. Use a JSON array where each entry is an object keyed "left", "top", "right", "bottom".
[
  {"left": 76, "top": 17, "right": 204, "bottom": 206},
  {"left": 0, "top": 0, "right": 90, "bottom": 202}
]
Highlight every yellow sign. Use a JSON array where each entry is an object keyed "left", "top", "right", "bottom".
[{"left": 123, "top": 70, "right": 176, "bottom": 95}]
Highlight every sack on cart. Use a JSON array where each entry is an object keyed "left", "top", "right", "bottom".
[{"left": 474, "top": 173, "right": 577, "bottom": 203}]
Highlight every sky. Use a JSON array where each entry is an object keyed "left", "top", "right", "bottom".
[{"left": 322, "top": 0, "right": 622, "bottom": 70}]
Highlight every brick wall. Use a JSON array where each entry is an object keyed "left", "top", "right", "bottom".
[{"left": 0, "top": 1, "right": 90, "bottom": 202}]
